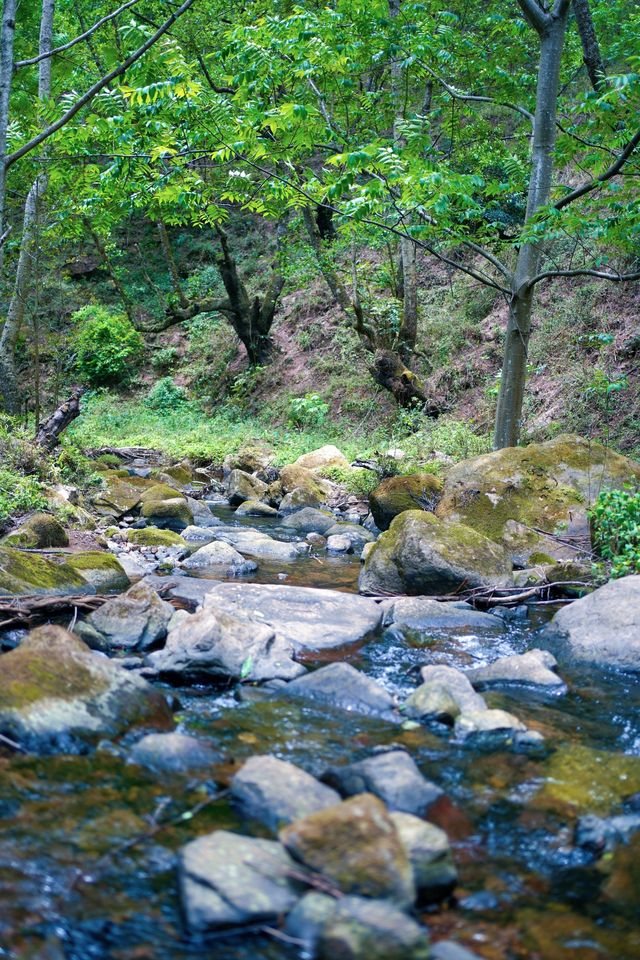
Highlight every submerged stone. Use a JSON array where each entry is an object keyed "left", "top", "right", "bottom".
[
  {"left": 283, "top": 662, "right": 397, "bottom": 721},
  {"left": 318, "top": 895, "right": 430, "bottom": 960}
]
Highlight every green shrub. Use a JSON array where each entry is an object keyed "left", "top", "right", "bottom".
[
  {"left": 72, "top": 306, "right": 144, "bottom": 386},
  {"left": 151, "top": 346, "right": 179, "bottom": 371},
  {"left": 288, "top": 393, "right": 329, "bottom": 428},
  {"left": 318, "top": 466, "right": 379, "bottom": 496},
  {"left": 591, "top": 488, "right": 640, "bottom": 578},
  {"left": 145, "top": 377, "right": 188, "bottom": 412},
  {"left": 0, "top": 469, "right": 48, "bottom": 528}
]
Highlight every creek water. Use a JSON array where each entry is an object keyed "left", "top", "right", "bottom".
[{"left": 1, "top": 503, "right": 640, "bottom": 959}]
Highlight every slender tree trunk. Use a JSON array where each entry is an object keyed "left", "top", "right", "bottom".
[
  {"left": 0, "top": 0, "right": 17, "bottom": 273},
  {"left": 157, "top": 220, "right": 189, "bottom": 309},
  {"left": 493, "top": 1, "right": 570, "bottom": 449},
  {"left": 572, "top": 0, "right": 606, "bottom": 91},
  {"left": 84, "top": 217, "right": 134, "bottom": 320}
]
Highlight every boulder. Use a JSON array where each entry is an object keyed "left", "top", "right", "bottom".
[
  {"left": 318, "top": 896, "right": 430, "bottom": 960},
  {"left": 75, "top": 581, "right": 174, "bottom": 652},
  {"left": 179, "top": 830, "right": 301, "bottom": 932},
  {"left": 370, "top": 473, "right": 443, "bottom": 530},
  {"left": 281, "top": 507, "right": 337, "bottom": 535},
  {"left": 382, "top": 596, "right": 504, "bottom": 633},
  {"left": 225, "top": 469, "right": 269, "bottom": 506},
  {"left": 327, "top": 534, "right": 352, "bottom": 553},
  {"left": 454, "top": 709, "right": 527, "bottom": 741},
  {"left": 152, "top": 462, "right": 194, "bottom": 490},
  {"left": 0, "top": 626, "right": 172, "bottom": 751},
  {"left": 64, "top": 551, "right": 130, "bottom": 593},
  {"left": 542, "top": 576, "right": 640, "bottom": 671},
  {"left": 234, "top": 499, "right": 278, "bottom": 518},
  {"left": 324, "top": 523, "right": 375, "bottom": 548},
  {"left": 322, "top": 749, "right": 442, "bottom": 816},
  {"left": 127, "top": 527, "right": 187, "bottom": 548},
  {"left": 145, "top": 603, "right": 304, "bottom": 682},
  {"left": 139, "top": 482, "right": 185, "bottom": 505},
  {"left": 223, "top": 440, "right": 275, "bottom": 475},
  {"left": 284, "top": 893, "right": 338, "bottom": 956},
  {"left": 3, "top": 513, "right": 69, "bottom": 549},
  {"left": 464, "top": 649, "right": 566, "bottom": 692},
  {"left": 187, "top": 497, "right": 221, "bottom": 528},
  {"left": 181, "top": 525, "right": 219, "bottom": 544},
  {"left": 359, "top": 511, "right": 512, "bottom": 596},
  {"left": 141, "top": 498, "right": 194, "bottom": 532},
  {"left": 279, "top": 793, "right": 415, "bottom": 907},
  {"left": 435, "top": 435, "right": 640, "bottom": 565},
  {"left": 403, "top": 666, "right": 487, "bottom": 724},
  {"left": 294, "top": 445, "right": 349, "bottom": 472},
  {"left": 94, "top": 472, "right": 146, "bottom": 518},
  {"left": 181, "top": 540, "right": 257, "bottom": 576},
  {"left": 231, "top": 755, "right": 340, "bottom": 832},
  {"left": 283, "top": 663, "right": 396, "bottom": 721},
  {"left": 201, "top": 582, "right": 382, "bottom": 651},
  {"left": 130, "top": 732, "right": 221, "bottom": 773},
  {"left": 390, "top": 812, "right": 457, "bottom": 901},
  {"left": 0, "top": 547, "right": 88, "bottom": 596},
  {"left": 211, "top": 527, "right": 309, "bottom": 562},
  {"left": 279, "top": 488, "right": 329, "bottom": 513}
]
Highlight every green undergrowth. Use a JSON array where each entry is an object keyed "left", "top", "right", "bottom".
[{"left": 591, "top": 487, "right": 640, "bottom": 578}]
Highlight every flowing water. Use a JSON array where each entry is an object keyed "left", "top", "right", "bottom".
[{"left": 1, "top": 504, "right": 640, "bottom": 959}]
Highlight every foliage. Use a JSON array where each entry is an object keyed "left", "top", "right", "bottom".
[
  {"left": 71, "top": 306, "right": 144, "bottom": 387},
  {"left": 151, "top": 347, "right": 179, "bottom": 372},
  {"left": 287, "top": 393, "right": 330, "bottom": 428},
  {"left": 0, "top": 470, "right": 48, "bottom": 528},
  {"left": 591, "top": 488, "right": 640, "bottom": 578},
  {"left": 144, "top": 377, "right": 189, "bottom": 412},
  {"left": 317, "top": 466, "right": 379, "bottom": 497}
]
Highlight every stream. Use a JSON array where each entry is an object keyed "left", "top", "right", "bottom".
[{"left": 1, "top": 494, "right": 640, "bottom": 959}]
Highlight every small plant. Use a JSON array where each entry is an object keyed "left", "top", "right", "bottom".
[
  {"left": 151, "top": 346, "right": 179, "bottom": 371},
  {"left": 145, "top": 378, "right": 188, "bottom": 412},
  {"left": 0, "top": 469, "right": 48, "bottom": 528},
  {"left": 72, "top": 306, "right": 144, "bottom": 386},
  {"left": 590, "top": 487, "right": 640, "bottom": 578},
  {"left": 287, "top": 393, "right": 330, "bottom": 428},
  {"left": 319, "top": 466, "right": 379, "bottom": 496}
]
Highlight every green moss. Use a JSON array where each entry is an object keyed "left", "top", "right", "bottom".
[
  {"left": 0, "top": 547, "right": 87, "bottom": 596},
  {"left": 541, "top": 745, "right": 640, "bottom": 814},
  {"left": 66, "top": 551, "right": 130, "bottom": 592},
  {"left": 139, "top": 482, "right": 185, "bottom": 504},
  {"left": 528, "top": 551, "right": 555, "bottom": 565},
  {"left": 2, "top": 513, "right": 69, "bottom": 549},
  {"left": 140, "top": 499, "right": 193, "bottom": 527},
  {"left": 0, "top": 643, "right": 105, "bottom": 710},
  {"left": 127, "top": 526, "right": 187, "bottom": 547},
  {"left": 370, "top": 473, "right": 444, "bottom": 530}
]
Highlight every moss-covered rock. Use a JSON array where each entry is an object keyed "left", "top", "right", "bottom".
[
  {"left": 0, "top": 547, "right": 88, "bottom": 596},
  {"left": 280, "top": 465, "right": 332, "bottom": 500},
  {"left": 225, "top": 469, "right": 268, "bottom": 506},
  {"left": 93, "top": 471, "right": 147, "bottom": 518},
  {"left": 436, "top": 434, "right": 640, "bottom": 565},
  {"left": 139, "top": 482, "right": 185, "bottom": 504},
  {"left": 0, "top": 625, "right": 173, "bottom": 751},
  {"left": 141, "top": 498, "right": 193, "bottom": 532},
  {"left": 152, "top": 461, "right": 194, "bottom": 490},
  {"left": 224, "top": 439, "right": 275, "bottom": 474},
  {"left": 370, "top": 473, "right": 443, "bottom": 531},
  {"left": 359, "top": 510, "right": 513, "bottom": 596},
  {"left": 294, "top": 445, "right": 349, "bottom": 472},
  {"left": 127, "top": 526, "right": 187, "bottom": 548},
  {"left": 3, "top": 513, "right": 69, "bottom": 549},
  {"left": 65, "top": 551, "right": 130, "bottom": 593}
]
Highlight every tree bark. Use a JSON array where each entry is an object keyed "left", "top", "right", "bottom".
[
  {"left": 157, "top": 220, "right": 189, "bottom": 309},
  {"left": 493, "top": 0, "right": 571, "bottom": 449},
  {"left": 34, "top": 388, "right": 83, "bottom": 450},
  {"left": 572, "top": 0, "right": 606, "bottom": 91},
  {"left": 0, "top": 0, "right": 17, "bottom": 272}
]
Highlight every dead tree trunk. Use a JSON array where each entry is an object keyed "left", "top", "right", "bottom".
[{"left": 34, "top": 389, "right": 84, "bottom": 450}]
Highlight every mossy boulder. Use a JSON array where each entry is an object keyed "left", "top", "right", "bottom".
[
  {"left": 141, "top": 498, "right": 194, "bottom": 532},
  {"left": 0, "top": 547, "right": 88, "bottom": 596},
  {"left": 75, "top": 581, "right": 174, "bottom": 652},
  {"left": 139, "top": 482, "right": 185, "bottom": 505},
  {"left": 127, "top": 526, "right": 187, "bottom": 548},
  {"left": 65, "top": 551, "right": 130, "bottom": 593},
  {"left": 225, "top": 469, "right": 268, "bottom": 506},
  {"left": 294, "top": 445, "right": 349, "bottom": 472},
  {"left": 369, "top": 473, "right": 443, "bottom": 531},
  {"left": 0, "top": 625, "right": 173, "bottom": 751},
  {"left": 280, "top": 465, "right": 332, "bottom": 500},
  {"left": 3, "top": 513, "right": 69, "bottom": 549},
  {"left": 152, "top": 461, "right": 194, "bottom": 490},
  {"left": 93, "top": 472, "right": 147, "bottom": 518},
  {"left": 224, "top": 439, "right": 275, "bottom": 475},
  {"left": 436, "top": 434, "right": 640, "bottom": 565},
  {"left": 359, "top": 510, "right": 513, "bottom": 596}
]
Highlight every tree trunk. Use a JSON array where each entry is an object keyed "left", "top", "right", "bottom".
[
  {"left": 493, "top": 2, "right": 570, "bottom": 449},
  {"left": 84, "top": 217, "right": 135, "bottom": 320},
  {"left": 34, "top": 389, "right": 83, "bottom": 450},
  {"left": 0, "top": 0, "right": 17, "bottom": 272},
  {"left": 572, "top": 0, "right": 606, "bottom": 90},
  {"left": 157, "top": 220, "right": 189, "bottom": 309}
]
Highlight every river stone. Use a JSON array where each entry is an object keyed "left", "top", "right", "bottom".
[
  {"left": 224, "top": 440, "right": 275, "bottom": 475},
  {"left": 370, "top": 473, "right": 444, "bottom": 531},
  {"left": 382, "top": 597, "right": 504, "bottom": 633},
  {"left": 325, "top": 523, "right": 375, "bottom": 548},
  {"left": 574, "top": 812, "right": 640, "bottom": 856},
  {"left": 283, "top": 663, "right": 396, "bottom": 721},
  {"left": 294, "top": 445, "right": 349, "bottom": 471},
  {"left": 454, "top": 709, "right": 527, "bottom": 741},
  {"left": 280, "top": 464, "right": 332, "bottom": 499},
  {"left": 141, "top": 575, "right": 221, "bottom": 610},
  {"left": 145, "top": 603, "right": 304, "bottom": 682},
  {"left": 139, "top": 482, "right": 185, "bottom": 505},
  {"left": 435, "top": 435, "right": 640, "bottom": 565},
  {"left": 0, "top": 547, "right": 88, "bottom": 596},
  {"left": 465, "top": 649, "right": 566, "bottom": 692},
  {"left": 318, "top": 896, "right": 430, "bottom": 960},
  {"left": 327, "top": 534, "right": 352, "bottom": 553},
  {"left": 130, "top": 732, "right": 221, "bottom": 773},
  {"left": 94, "top": 472, "right": 146, "bottom": 518},
  {"left": 127, "top": 526, "right": 187, "bottom": 548},
  {"left": 65, "top": 552, "right": 130, "bottom": 593},
  {"left": 231, "top": 755, "right": 340, "bottom": 832},
  {"left": 359, "top": 511, "right": 513, "bottom": 597},
  {"left": 542, "top": 576, "right": 640, "bottom": 671},
  {"left": 279, "top": 793, "right": 415, "bottom": 907},
  {"left": 181, "top": 525, "right": 220, "bottom": 544},
  {"left": 179, "top": 830, "right": 301, "bottom": 932},
  {"left": 403, "top": 665, "right": 487, "bottom": 723},
  {"left": 76, "top": 581, "right": 174, "bottom": 652},
  {"left": 2, "top": 513, "right": 69, "bottom": 549},
  {"left": 322, "top": 749, "right": 442, "bottom": 816},
  {"left": 0, "top": 626, "right": 172, "bottom": 751},
  {"left": 181, "top": 540, "right": 257, "bottom": 576},
  {"left": 281, "top": 507, "right": 336, "bottom": 535},
  {"left": 234, "top": 499, "right": 278, "bottom": 517},
  {"left": 225, "top": 469, "right": 269, "bottom": 506},
  {"left": 187, "top": 497, "right": 221, "bottom": 527},
  {"left": 141, "top": 498, "right": 194, "bottom": 532},
  {"left": 284, "top": 893, "right": 338, "bottom": 956},
  {"left": 390, "top": 812, "right": 457, "bottom": 901},
  {"left": 201, "top": 582, "right": 382, "bottom": 651},
  {"left": 431, "top": 943, "right": 484, "bottom": 960},
  {"left": 279, "top": 488, "right": 328, "bottom": 514},
  {"left": 210, "top": 527, "right": 310, "bottom": 562}
]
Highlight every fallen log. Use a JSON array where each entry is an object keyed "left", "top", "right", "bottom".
[{"left": 34, "top": 389, "right": 84, "bottom": 451}]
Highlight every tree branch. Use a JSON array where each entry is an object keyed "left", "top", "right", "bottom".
[
  {"left": 528, "top": 266, "right": 640, "bottom": 288},
  {"left": 554, "top": 127, "right": 640, "bottom": 210},
  {"left": 517, "top": 0, "right": 551, "bottom": 33},
  {"left": 4, "top": 0, "right": 198, "bottom": 171},
  {"left": 413, "top": 58, "right": 534, "bottom": 124}
]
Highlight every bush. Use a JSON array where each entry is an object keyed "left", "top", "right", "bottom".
[
  {"left": 151, "top": 346, "right": 179, "bottom": 372},
  {"left": 72, "top": 306, "right": 144, "bottom": 386},
  {"left": 0, "top": 469, "right": 48, "bottom": 528},
  {"left": 145, "top": 377, "right": 188, "bottom": 412},
  {"left": 287, "top": 393, "right": 329, "bottom": 428},
  {"left": 591, "top": 487, "right": 640, "bottom": 578}
]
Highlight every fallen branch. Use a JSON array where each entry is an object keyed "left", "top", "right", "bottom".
[{"left": 0, "top": 593, "right": 109, "bottom": 630}]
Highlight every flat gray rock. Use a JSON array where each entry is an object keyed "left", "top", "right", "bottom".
[
  {"left": 140, "top": 575, "right": 220, "bottom": 609},
  {"left": 383, "top": 597, "right": 504, "bottom": 633},
  {"left": 212, "top": 528, "right": 310, "bottom": 562},
  {"left": 130, "top": 732, "right": 221, "bottom": 773},
  {"left": 231, "top": 755, "right": 340, "bottom": 832},
  {"left": 464, "top": 648, "right": 566, "bottom": 692},
  {"left": 181, "top": 540, "right": 257, "bottom": 575},
  {"left": 322, "top": 749, "right": 442, "bottom": 816},
  {"left": 281, "top": 507, "right": 337, "bottom": 535},
  {"left": 284, "top": 662, "right": 397, "bottom": 721}
]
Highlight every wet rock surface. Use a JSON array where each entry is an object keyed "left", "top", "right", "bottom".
[
  {"left": 283, "top": 662, "right": 397, "bottom": 720},
  {"left": 231, "top": 755, "right": 341, "bottom": 831},
  {"left": 322, "top": 748, "right": 443, "bottom": 816}
]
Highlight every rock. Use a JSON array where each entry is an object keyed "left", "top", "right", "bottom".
[
  {"left": 76, "top": 581, "right": 174, "bottom": 652},
  {"left": 187, "top": 497, "right": 220, "bottom": 527},
  {"left": 361, "top": 542, "right": 375, "bottom": 562},
  {"left": 181, "top": 525, "right": 220, "bottom": 543},
  {"left": 382, "top": 596, "right": 504, "bottom": 633},
  {"left": 181, "top": 540, "right": 257, "bottom": 576},
  {"left": 223, "top": 439, "right": 275, "bottom": 475},
  {"left": 141, "top": 575, "right": 221, "bottom": 609},
  {"left": 284, "top": 663, "right": 397, "bottom": 721},
  {"left": 3, "top": 513, "right": 69, "bottom": 549},
  {"left": 234, "top": 499, "right": 278, "bottom": 517},
  {"left": 279, "top": 793, "right": 415, "bottom": 906},
  {"left": 127, "top": 526, "right": 187, "bottom": 548},
  {"left": 140, "top": 498, "right": 193, "bottom": 532},
  {"left": 294, "top": 445, "right": 349, "bottom": 471},
  {"left": 322, "top": 749, "right": 442, "bottom": 816},
  {"left": 370, "top": 473, "right": 444, "bottom": 531},
  {"left": 65, "top": 551, "right": 130, "bottom": 593},
  {"left": 403, "top": 666, "right": 487, "bottom": 723},
  {"left": 0, "top": 626, "right": 172, "bottom": 751},
  {"left": 359, "top": 511, "right": 512, "bottom": 597},
  {"left": 231, "top": 755, "right": 341, "bottom": 832},
  {"left": 465, "top": 648, "right": 566, "bottom": 692},
  {"left": 318, "top": 895, "right": 430, "bottom": 960},
  {"left": 94, "top": 472, "right": 146, "bottom": 518},
  {"left": 281, "top": 507, "right": 336, "bottom": 535},
  {"left": 327, "top": 534, "right": 352, "bottom": 553},
  {"left": 130, "top": 732, "right": 221, "bottom": 773},
  {"left": 390, "top": 812, "right": 457, "bottom": 901},
  {"left": 284, "top": 893, "right": 337, "bottom": 956},
  {"left": 307, "top": 532, "right": 327, "bottom": 546},
  {"left": 542, "top": 576, "right": 640, "bottom": 671},
  {"left": 430, "top": 942, "right": 483, "bottom": 960},
  {"left": 225, "top": 469, "right": 269, "bottom": 506},
  {"left": 325, "top": 523, "right": 375, "bottom": 548},
  {"left": 139, "top": 482, "right": 185, "bottom": 505},
  {"left": 435, "top": 435, "right": 640, "bottom": 565},
  {"left": 574, "top": 813, "right": 640, "bottom": 856},
  {"left": 0, "top": 547, "right": 88, "bottom": 596},
  {"left": 145, "top": 602, "right": 304, "bottom": 682},
  {"left": 211, "top": 527, "right": 310, "bottom": 562},
  {"left": 454, "top": 709, "right": 527, "bottom": 741},
  {"left": 179, "top": 830, "right": 301, "bottom": 932},
  {"left": 201, "top": 582, "right": 382, "bottom": 651}
]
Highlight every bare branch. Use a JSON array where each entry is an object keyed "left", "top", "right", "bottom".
[
  {"left": 413, "top": 59, "right": 534, "bottom": 124},
  {"left": 528, "top": 266, "right": 640, "bottom": 287},
  {"left": 4, "top": 0, "right": 198, "bottom": 171},
  {"left": 554, "top": 127, "right": 640, "bottom": 210},
  {"left": 14, "top": 0, "right": 141, "bottom": 69}
]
